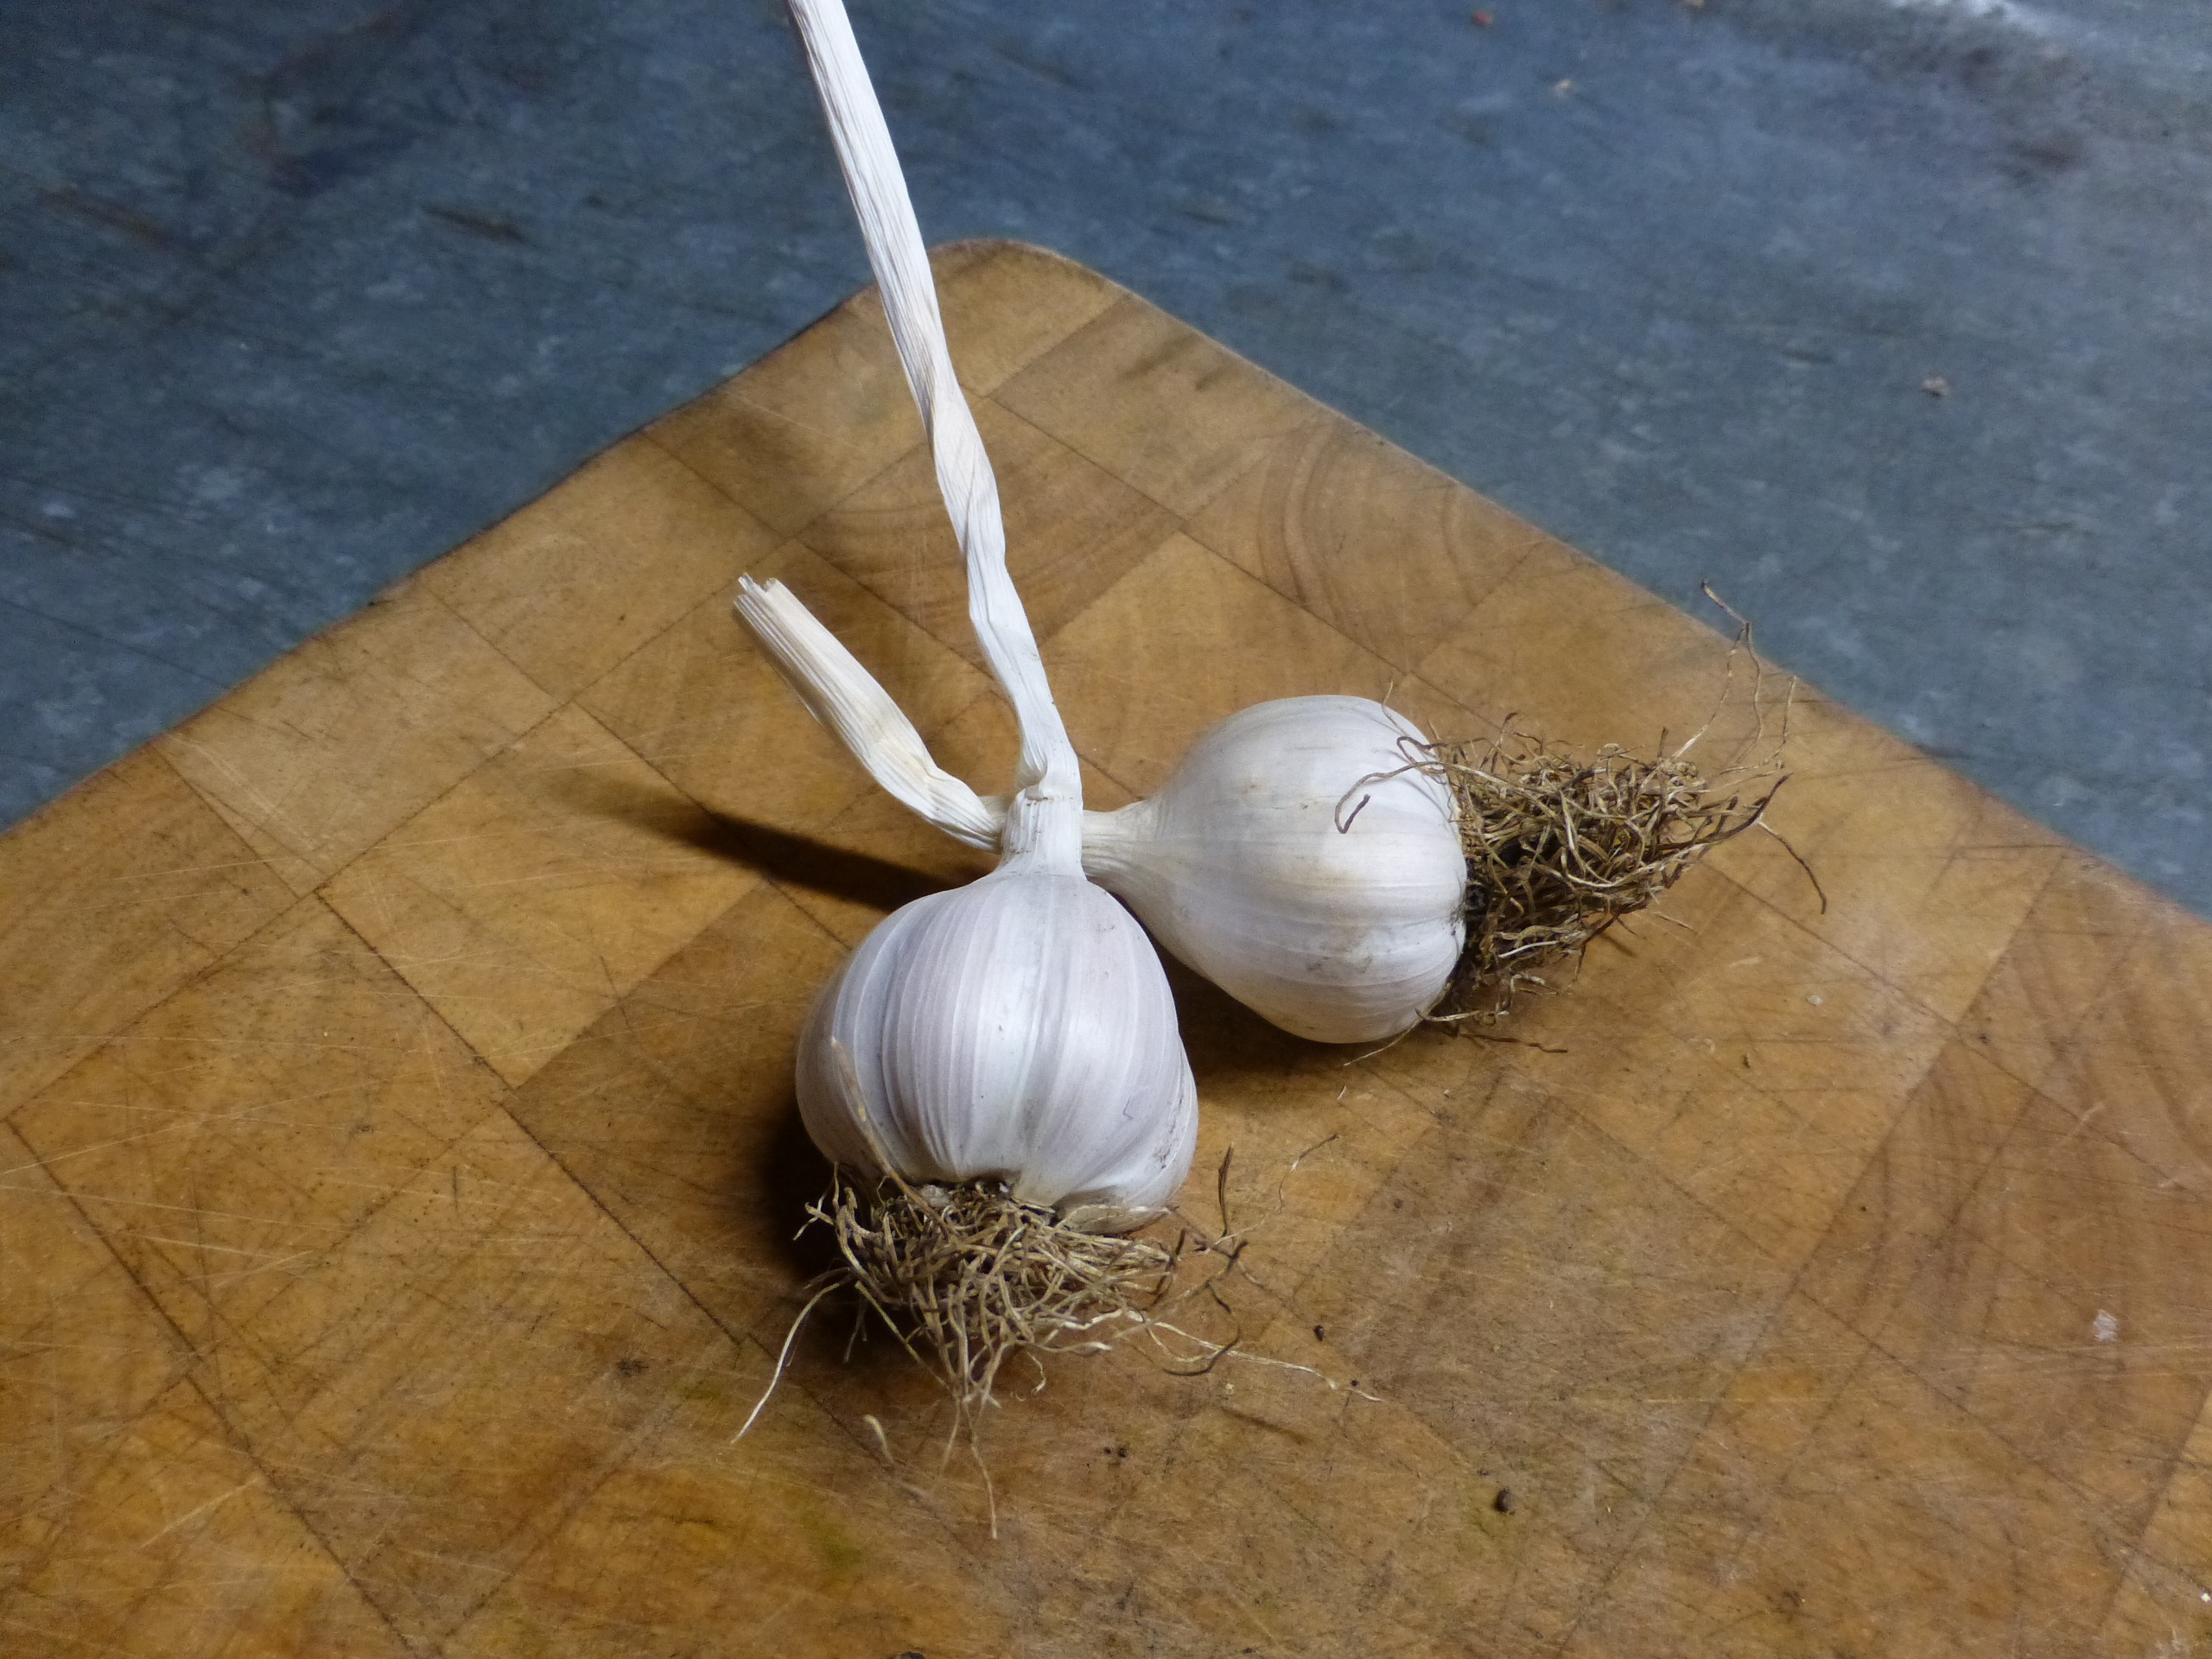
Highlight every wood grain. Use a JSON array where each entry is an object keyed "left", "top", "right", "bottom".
[{"left": 3, "top": 241, "right": 2206, "bottom": 1656}]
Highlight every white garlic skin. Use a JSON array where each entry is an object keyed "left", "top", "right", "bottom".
[
  {"left": 1079, "top": 696, "right": 1465, "bottom": 1046},
  {"left": 797, "top": 864, "right": 1198, "bottom": 1233}
]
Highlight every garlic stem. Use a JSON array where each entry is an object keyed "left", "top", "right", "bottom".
[
  {"left": 733, "top": 575, "right": 1001, "bottom": 851},
  {"left": 734, "top": 575, "right": 1119, "bottom": 855},
  {"left": 781, "top": 0, "right": 1079, "bottom": 853}
]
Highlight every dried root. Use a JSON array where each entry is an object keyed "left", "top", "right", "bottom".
[
  {"left": 1411, "top": 593, "right": 1810, "bottom": 1024},
  {"left": 737, "top": 1150, "right": 1369, "bottom": 1471},
  {"left": 823, "top": 1174, "right": 1178, "bottom": 1422},
  {"left": 737, "top": 1172, "right": 1180, "bottom": 1450},
  {"left": 1423, "top": 734, "right": 1779, "bottom": 1021}
]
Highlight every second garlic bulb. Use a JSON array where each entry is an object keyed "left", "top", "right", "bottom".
[{"left": 1082, "top": 696, "right": 1465, "bottom": 1044}]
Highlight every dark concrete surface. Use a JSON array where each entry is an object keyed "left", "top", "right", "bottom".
[{"left": 3, "top": 0, "right": 2207, "bottom": 910}]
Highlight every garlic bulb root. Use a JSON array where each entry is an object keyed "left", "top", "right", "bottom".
[
  {"left": 1421, "top": 731, "right": 1783, "bottom": 1021},
  {"left": 816, "top": 1173, "right": 1176, "bottom": 1421}
]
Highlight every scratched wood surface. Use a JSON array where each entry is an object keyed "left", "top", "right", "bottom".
[{"left": 4, "top": 240, "right": 2209, "bottom": 1658}]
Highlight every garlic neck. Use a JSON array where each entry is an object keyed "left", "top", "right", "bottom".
[
  {"left": 1001, "top": 784, "right": 1083, "bottom": 874},
  {"left": 1075, "top": 800, "right": 1157, "bottom": 884}
]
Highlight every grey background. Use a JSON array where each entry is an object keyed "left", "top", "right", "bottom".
[{"left": 4, "top": 0, "right": 2208, "bottom": 911}]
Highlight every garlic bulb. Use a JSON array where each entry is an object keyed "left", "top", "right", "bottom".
[
  {"left": 1081, "top": 696, "right": 1465, "bottom": 1044},
  {"left": 756, "top": 0, "right": 1197, "bottom": 1236},
  {"left": 795, "top": 797, "right": 1198, "bottom": 1233}
]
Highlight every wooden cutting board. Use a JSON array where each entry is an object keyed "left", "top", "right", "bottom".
[{"left": 4, "top": 240, "right": 2209, "bottom": 1658}]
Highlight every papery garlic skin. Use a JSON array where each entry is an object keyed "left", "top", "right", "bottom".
[
  {"left": 1082, "top": 696, "right": 1465, "bottom": 1045},
  {"left": 798, "top": 859, "right": 1198, "bottom": 1232}
]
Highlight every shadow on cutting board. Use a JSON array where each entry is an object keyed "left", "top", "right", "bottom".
[
  {"left": 557, "top": 769, "right": 1300, "bottom": 1081},
  {"left": 552, "top": 769, "right": 976, "bottom": 917}
]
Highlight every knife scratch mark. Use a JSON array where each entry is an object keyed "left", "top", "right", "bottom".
[{"left": 136, "top": 1474, "right": 264, "bottom": 1548}]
